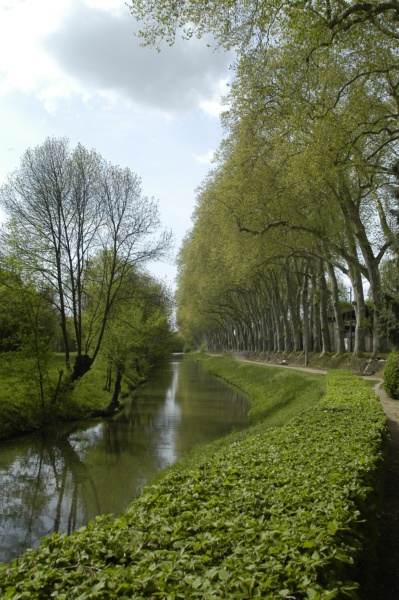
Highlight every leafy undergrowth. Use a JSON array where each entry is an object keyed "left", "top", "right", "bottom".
[
  {"left": 0, "top": 363, "right": 388, "bottom": 599},
  {"left": 0, "top": 354, "right": 111, "bottom": 440},
  {"left": 0, "top": 353, "right": 61, "bottom": 440},
  {"left": 0, "top": 354, "right": 131, "bottom": 440}
]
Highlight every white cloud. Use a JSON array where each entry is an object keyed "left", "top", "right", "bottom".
[
  {"left": 199, "top": 78, "right": 231, "bottom": 117},
  {"left": 0, "top": 0, "right": 232, "bottom": 118},
  {"left": 0, "top": 0, "right": 232, "bottom": 286},
  {"left": 0, "top": 0, "right": 69, "bottom": 93},
  {"left": 194, "top": 149, "right": 215, "bottom": 165},
  {"left": 199, "top": 100, "right": 225, "bottom": 118},
  {"left": 83, "top": 0, "right": 125, "bottom": 14},
  {"left": 40, "top": 1, "right": 232, "bottom": 115}
]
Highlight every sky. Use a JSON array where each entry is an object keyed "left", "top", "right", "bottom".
[{"left": 0, "top": 0, "right": 233, "bottom": 288}]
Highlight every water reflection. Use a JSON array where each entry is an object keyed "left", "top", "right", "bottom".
[{"left": 0, "top": 357, "right": 249, "bottom": 563}]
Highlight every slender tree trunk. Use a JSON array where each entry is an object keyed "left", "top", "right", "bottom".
[
  {"left": 266, "top": 315, "right": 274, "bottom": 358},
  {"left": 103, "top": 359, "right": 112, "bottom": 392},
  {"left": 282, "top": 310, "right": 292, "bottom": 353},
  {"left": 107, "top": 362, "right": 125, "bottom": 412},
  {"left": 366, "top": 261, "right": 384, "bottom": 355},
  {"left": 271, "top": 296, "right": 283, "bottom": 353},
  {"left": 349, "top": 264, "right": 366, "bottom": 353},
  {"left": 311, "top": 275, "right": 321, "bottom": 353},
  {"left": 326, "top": 261, "right": 346, "bottom": 352},
  {"left": 285, "top": 267, "right": 301, "bottom": 351},
  {"left": 318, "top": 261, "right": 331, "bottom": 353},
  {"left": 301, "top": 269, "right": 310, "bottom": 366},
  {"left": 339, "top": 186, "right": 384, "bottom": 354}
]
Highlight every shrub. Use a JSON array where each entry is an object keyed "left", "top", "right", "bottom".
[{"left": 384, "top": 348, "right": 399, "bottom": 399}]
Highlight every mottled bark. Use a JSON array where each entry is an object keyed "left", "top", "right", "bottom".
[
  {"left": 301, "top": 270, "right": 310, "bottom": 366},
  {"left": 318, "top": 261, "right": 332, "bottom": 353},
  {"left": 326, "top": 261, "right": 346, "bottom": 353}
]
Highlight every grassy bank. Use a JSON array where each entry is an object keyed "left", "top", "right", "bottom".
[
  {"left": 0, "top": 356, "right": 387, "bottom": 598},
  {"left": 193, "top": 353, "right": 326, "bottom": 427},
  {"left": 0, "top": 354, "right": 125, "bottom": 440}
]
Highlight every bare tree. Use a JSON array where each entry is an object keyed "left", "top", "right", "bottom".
[{"left": 0, "top": 137, "right": 172, "bottom": 380}]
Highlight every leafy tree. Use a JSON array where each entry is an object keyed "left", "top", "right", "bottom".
[
  {"left": 129, "top": 1, "right": 399, "bottom": 51},
  {"left": 133, "top": 0, "right": 399, "bottom": 355},
  {"left": 95, "top": 271, "right": 175, "bottom": 412},
  {"left": 380, "top": 256, "right": 399, "bottom": 346},
  {"left": 0, "top": 268, "right": 28, "bottom": 351},
  {"left": 0, "top": 138, "right": 172, "bottom": 381},
  {"left": 0, "top": 265, "right": 61, "bottom": 414}
]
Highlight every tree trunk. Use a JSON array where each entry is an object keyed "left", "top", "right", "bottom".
[
  {"left": 318, "top": 262, "right": 331, "bottom": 353},
  {"left": 341, "top": 191, "right": 384, "bottom": 354},
  {"left": 271, "top": 296, "right": 283, "bottom": 352},
  {"left": 326, "top": 262, "right": 345, "bottom": 353},
  {"left": 285, "top": 267, "right": 301, "bottom": 351},
  {"left": 367, "top": 260, "right": 384, "bottom": 355},
  {"left": 311, "top": 275, "right": 321, "bottom": 353},
  {"left": 106, "top": 362, "right": 124, "bottom": 413},
  {"left": 349, "top": 264, "right": 366, "bottom": 354},
  {"left": 103, "top": 360, "right": 112, "bottom": 392},
  {"left": 301, "top": 270, "right": 310, "bottom": 366},
  {"left": 71, "top": 354, "right": 93, "bottom": 381}
]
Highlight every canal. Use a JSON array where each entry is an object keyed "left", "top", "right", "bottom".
[{"left": 0, "top": 355, "right": 249, "bottom": 563}]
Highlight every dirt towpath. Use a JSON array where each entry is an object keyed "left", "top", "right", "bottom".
[{"left": 236, "top": 357, "right": 399, "bottom": 596}]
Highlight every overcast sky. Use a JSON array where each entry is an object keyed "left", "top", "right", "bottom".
[{"left": 0, "top": 0, "right": 233, "bottom": 287}]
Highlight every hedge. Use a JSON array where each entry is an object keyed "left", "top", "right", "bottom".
[
  {"left": 0, "top": 366, "right": 387, "bottom": 599},
  {"left": 383, "top": 348, "right": 399, "bottom": 399}
]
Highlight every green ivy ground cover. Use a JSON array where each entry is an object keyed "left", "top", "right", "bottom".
[{"left": 0, "top": 362, "right": 387, "bottom": 599}]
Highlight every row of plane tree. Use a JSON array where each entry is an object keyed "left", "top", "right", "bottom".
[{"left": 128, "top": 0, "right": 399, "bottom": 358}]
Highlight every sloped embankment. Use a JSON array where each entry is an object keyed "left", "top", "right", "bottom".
[{"left": 0, "top": 359, "right": 387, "bottom": 599}]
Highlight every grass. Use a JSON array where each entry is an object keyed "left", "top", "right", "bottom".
[
  {"left": 0, "top": 352, "right": 114, "bottom": 440},
  {"left": 196, "top": 353, "right": 325, "bottom": 425}
]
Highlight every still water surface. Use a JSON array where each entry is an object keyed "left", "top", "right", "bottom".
[{"left": 0, "top": 356, "right": 249, "bottom": 563}]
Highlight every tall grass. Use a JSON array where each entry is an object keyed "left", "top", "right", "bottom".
[{"left": 0, "top": 352, "right": 112, "bottom": 440}]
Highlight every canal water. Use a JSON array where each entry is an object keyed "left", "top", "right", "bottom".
[{"left": 0, "top": 356, "right": 249, "bottom": 563}]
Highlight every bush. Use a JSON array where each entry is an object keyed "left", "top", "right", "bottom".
[{"left": 384, "top": 348, "right": 399, "bottom": 399}]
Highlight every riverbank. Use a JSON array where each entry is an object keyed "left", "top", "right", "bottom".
[
  {"left": 0, "top": 355, "right": 387, "bottom": 599},
  {"left": 0, "top": 358, "right": 251, "bottom": 564},
  {"left": 0, "top": 356, "right": 112, "bottom": 441},
  {"left": 0, "top": 353, "right": 149, "bottom": 441}
]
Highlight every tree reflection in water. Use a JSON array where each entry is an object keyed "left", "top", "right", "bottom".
[
  {"left": 0, "top": 357, "right": 249, "bottom": 563},
  {"left": 0, "top": 429, "right": 102, "bottom": 562}
]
